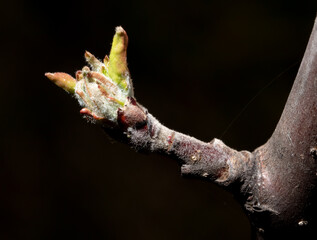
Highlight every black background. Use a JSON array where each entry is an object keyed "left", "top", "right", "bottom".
[{"left": 1, "top": 0, "right": 317, "bottom": 239}]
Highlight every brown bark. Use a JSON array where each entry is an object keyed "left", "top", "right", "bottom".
[
  {"left": 112, "top": 16, "right": 317, "bottom": 238},
  {"left": 47, "top": 14, "right": 317, "bottom": 240},
  {"left": 248, "top": 16, "right": 317, "bottom": 239}
]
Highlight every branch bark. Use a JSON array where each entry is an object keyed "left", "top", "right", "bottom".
[
  {"left": 248, "top": 15, "right": 317, "bottom": 239},
  {"left": 46, "top": 16, "right": 317, "bottom": 239},
  {"left": 117, "top": 104, "right": 253, "bottom": 187}
]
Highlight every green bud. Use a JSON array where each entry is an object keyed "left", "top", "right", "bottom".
[
  {"left": 45, "top": 27, "right": 134, "bottom": 125},
  {"left": 108, "top": 26, "right": 131, "bottom": 93}
]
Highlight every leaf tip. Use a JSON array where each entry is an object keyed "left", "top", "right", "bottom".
[{"left": 45, "top": 72, "right": 76, "bottom": 94}]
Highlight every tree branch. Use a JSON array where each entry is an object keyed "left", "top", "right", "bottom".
[
  {"left": 120, "top": 105, "right": 253, "bottom": 187},
  {"left": 45, "top": 18, "right": 317, "bottom": 239},
  {"left": 248, "top": 15, "right": 317, "bottom": 239}
]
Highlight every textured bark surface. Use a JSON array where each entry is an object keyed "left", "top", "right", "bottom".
[
  {"left": 247, "top": 16, "right": 317, "bottom": 239},
  {"left": 112, "top": 17, "right": 317, "bottom": 238},
  {"left": 46, "top": 14, "right": 317, "bottom": 240},
  {"left": 111, "top": 75, "right": 317, "bottom": 238}
]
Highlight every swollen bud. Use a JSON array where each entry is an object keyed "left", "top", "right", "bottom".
[
  {"left": 45, "top": 72, "right": 76, "bottom": 94},
  {"left": 45, "top": 27, "right": 134, "bottom": 125},
  {"left": 108, "top": 26, "right": 131, "bottom": 93}
]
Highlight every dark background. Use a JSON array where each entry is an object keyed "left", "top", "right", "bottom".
[{"left": 1, "top": 0, "right": 317, "bottom": 239}]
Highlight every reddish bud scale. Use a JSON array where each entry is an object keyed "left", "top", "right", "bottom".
[{"left": 117, "top": 98, "right": 147, "bottom": 129}]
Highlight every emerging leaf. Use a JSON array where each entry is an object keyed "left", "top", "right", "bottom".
[{"left": 45, "top": 26, "right": 134, "bottom": 124}]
